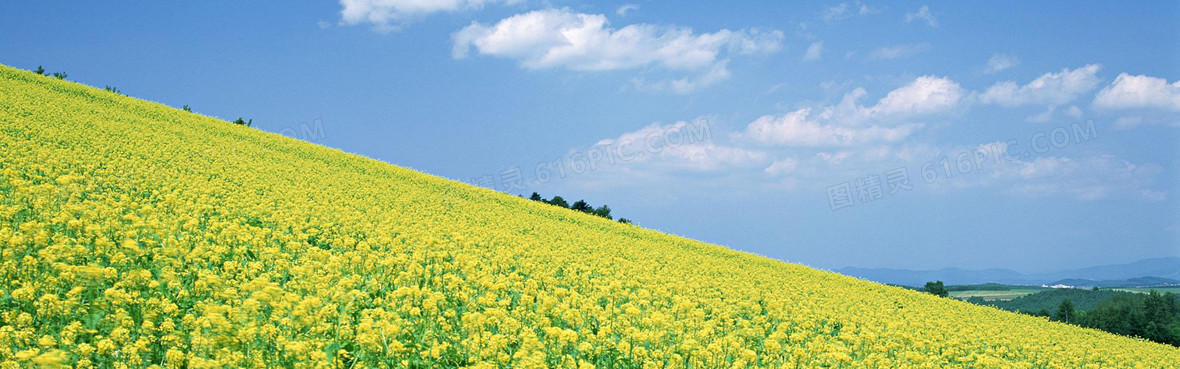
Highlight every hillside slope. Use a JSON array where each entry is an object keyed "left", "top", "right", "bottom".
[{"left": 0, "top": 64, "right": 1176, "bottom": 368}]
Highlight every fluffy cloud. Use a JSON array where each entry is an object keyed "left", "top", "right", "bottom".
[
  {"left": 988, "top": 155, "right": 1165, "bottom": 201},
  {"left": 867, "top": 43, "right": 931, "bottom": 60},
  {"left": 592, "top": 120, "right": 767, "bottom": 171},
  {"left": 822, "top": 76, "right": 965, "bottom": 123},
  {"left": 655, "top": 142, "right": 768, "bottom": 170},
  {"left": 630, "top": 62, "right": 732, "bottom": 94},
  {"left": 452, "top": 9, "right": 783, "bottom": 92},
  {"left": 616, "top": 4, "right": 639, "bottom": 16},
  {"left": 758, "top": 138, "right": 1165, "bottom": 201},
  {"left": 1025, "top": 105, "right": 1083, "bottom": 123},
  {"left": 573, "top": 76, "right": 965, "bottom": 193},
  {"left": 853, "top": 141, "right": 1173, "bottom": 201},
  {"left": 745, "top": 108, "right": 922, "bottom": 147},
  {"left": 1092, "top": 73, "right": 1180, "bottom": 111},
  {"left": 339, "top": 0, "right": 514, "bottom": 31},
  {"left": 905, "top": 5, "right": 938, "bottom": 27},
  {"left": 764, "top": 157, "right": 799, "bottom": 176},
  {"left": 803, "top": 41, "right": 824, "bottom": 61},
  {"left": 984, "top": 53, "right": 1020, "bottom": 74},
  {"left": 869, "top": 76, "right": 966, "bottom": 117},
  {"left": 979, "top": 64, "right": 1102, "bottom": 107},
  {"left": 822, "top": 2, "right": 877, "bottom": 22},
  {"left": 743, "top": 76, "right": 964, "bottom": 147},
  {"left": 563, "top": 69, "right": 1165, "bottom": 201}
]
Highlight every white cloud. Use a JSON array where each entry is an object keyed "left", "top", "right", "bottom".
[
  {"left": 339, "top": 0, "right": 515, "bottom": 31},
  {"left": 984, "top": 53, "right": 1020, "bottom": 74},
  {"left": 803, "top": 41, "right": 824, "bottom": 61},
  {"left": 571, "top": 120, "right": 1165, "bottom": 203},
  {"left": 452, "top": 9, "right": 783, "bottom": 93},
  {"left": 744, "top": 108, "right": 922, "bottom": 147},
  {"left": 989, "top": 155, "right": 1165, "bottom": 201},
  {"left": 867, "top": 43, "right": 931, "bottom": 60},
  {"left": 824, "top": 76, "right": 966, "bottom": 122},
  {"left": 822, "top": 2, "right": 877, "bottom": 22},
  {"left": 658, "top": 143, "right": 768, "bottom": 170},
  {"left": 980, "top": 64, "right": 1102, "bottom": 106},
  {"left": 904, "top": 5, "right": 938, "bottom": 27},
  {"left": 772, "top": 143, "right": 941, "bottom": 183},
  {"left": 743, "top": 76, "right": 964, "bottom": 147},
  {"left": 816, "top": 151, "right": 855, "bottom": 165},
  {"left": 616, "top": 4, "right": 639, "bottom": 16},
  {"left": 593, "top": 119, "right": 767, "bottom": 171},
  {"left": 888, "top": 141, "right": 1169, "bottom": 201},
  {"left": 560, "top": 68, "right": 1164, "bottom": 201},
  {"left": 771, "top": 139, "right": 1164, "bottom": 200},
  {"left": 1025, "top": 105, "right": 1084, "bottom": 123},
  {"left": 868, "top": 76, "right": 965, "bottom": 117},
  {"left": 764, "top": 157, "right": 799, "bottom": 176},
  {"left": 1093, "top": 73, "right": 1180, "bottom": 111},
  {"left": 630, "top": 62, "right": 732, "bottom": 94}
]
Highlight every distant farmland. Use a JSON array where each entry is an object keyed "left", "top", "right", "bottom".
[{"left": 950, "top": 288, "right": 1045, "bottom": 301}]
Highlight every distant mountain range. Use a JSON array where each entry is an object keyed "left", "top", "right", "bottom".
[{"left": 838, "top": 257, "right": 1180, "bottom": 287}]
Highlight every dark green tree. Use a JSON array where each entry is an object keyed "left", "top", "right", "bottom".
[
  {"left": 546, "top": 196, "right": 569, "bottom": 208},
  {"left": 592, "top": 205, "right": 612, "bottom": 220},
  {"left": 530, "top": 193, "right": 628, "bottom": 223},
  {"left": 923, "top": 281, "right": 948, "bottom": 297},
  {"left": 571, "top": 199, "right": 592, "bottom": 213},
  {"left": 1142, "top": 291, "right": 1177, "bottom": 344},
  {"left": 1082, "top": 294, "right": 1141, "bottom": 337},
  {"left": 32, "top": 66, "right": 45, "bottom": 75},
  {"left": 1055, "top": 299, "right": 1076, "bottom": 323},
  {"left": 1144, "top": 291, "right": 1171, "bottom": 323}
]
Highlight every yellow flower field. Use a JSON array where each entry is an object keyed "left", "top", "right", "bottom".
[{"left": 0, "top": 64, "right": 1176, "bottom": 368}]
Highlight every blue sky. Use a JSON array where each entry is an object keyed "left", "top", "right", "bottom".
[{"left": 2, "top": 1, "right": 1177, "bottom": 273}]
